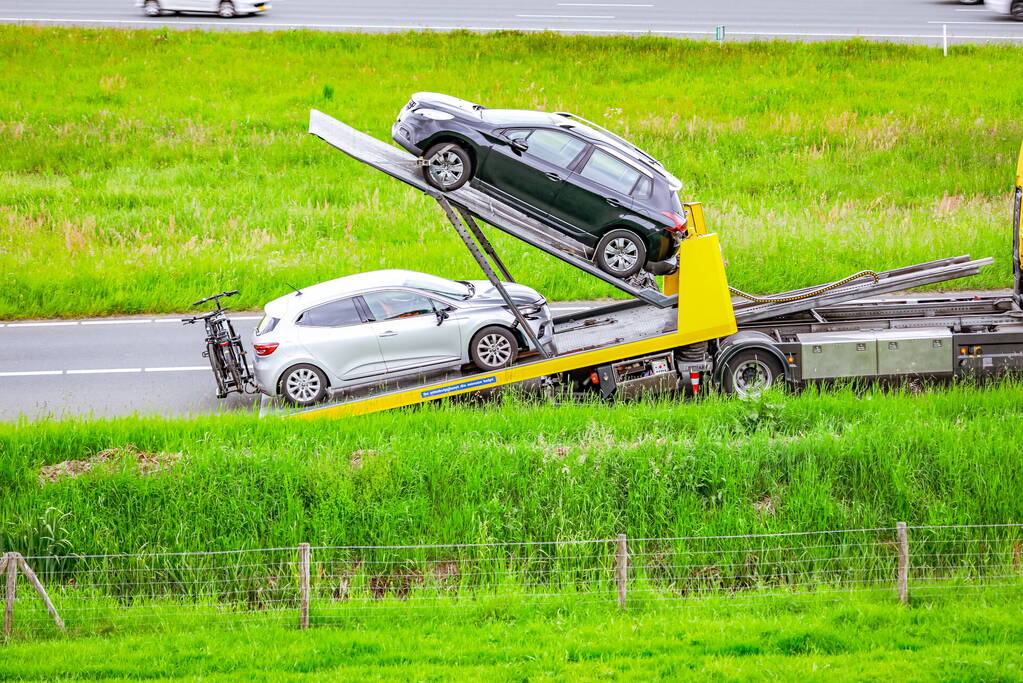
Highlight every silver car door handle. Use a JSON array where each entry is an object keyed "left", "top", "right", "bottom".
[
  {"left": 545, "top": 172, "right": 561, "bottom": 182},
  {"left": 605, "top": 197, "right": 621, "bottom": 206},
  {"left": 379, "top": 331, "right": 398, "bottom": 337}
]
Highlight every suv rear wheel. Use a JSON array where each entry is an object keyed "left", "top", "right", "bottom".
[
  {"left": 423, "top": 142, "right": 473, "bottom": 191},
  {"left": 595, "top": 229, "right": 647, "bottom": 279},
  {"left": 470, "top": 326, "right": 518, "bottom": 371}
]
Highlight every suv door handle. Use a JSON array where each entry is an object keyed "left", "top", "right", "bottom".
[
  {"left": 605, "top": 197, "right": 621, "bottom": 207},
  {"left": 379, "top": 331, "right": 398, "bottom": 338},
  {"left": 545, "top": 172, "right": 562, "bottom": 182}
]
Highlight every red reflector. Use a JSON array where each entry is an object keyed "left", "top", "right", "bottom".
[
  {"left": 689, "top": 371, "right": 701, "bottom": 395},
  {"left": 590, "top": 372, "right": 600, "bottom": 385},
  {"left": 253, "top": 343, "right": 279, "bottom": 356},
  {"left": 660, "top": 211, "right": 687, "bottom": 233}
]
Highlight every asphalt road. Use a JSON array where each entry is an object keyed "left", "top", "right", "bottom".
[
  {"left": 0, "top": 0, "right": 1021, "bottom": 44},
  {"left": 0, "top": 303, "right": 595, "bottom": 420}
]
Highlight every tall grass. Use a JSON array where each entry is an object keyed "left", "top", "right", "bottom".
[
  {"left": 0, "top": 28, "right": 1021, "bottom": 318},
  {"left": 2, "top": 382, "right": 1021, "bottom": 556}
]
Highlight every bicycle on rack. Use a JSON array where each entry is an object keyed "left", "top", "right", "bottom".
[{"left": 182, "top": 290, "right": 255, "bottom": 398}]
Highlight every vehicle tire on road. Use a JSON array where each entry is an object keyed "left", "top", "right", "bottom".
[
  {"left": 1012, "top": 1, "right": 1023, "bottom": 19},
  {"left": 422, "top": 142, "right": 473, "bottom": 191},
  {"left": 280, "top": 363, "right": 328, "bottom": 406},
  {"left": 143, "top": 0, "right": 162, "bottom": 16},
  {"left": 720, "top": 349, "right": 785, "bottom": 399},
  {"left": 218, "top": 1, "right": 237, "bottom": 17},
  {"left": 469, "top": 326, "right": 518, "bottom": 371},
  {"left": 595, "top": 229, "right": 647, "bottom": 279}
]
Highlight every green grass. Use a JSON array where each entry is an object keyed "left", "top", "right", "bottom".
[
  {"left": 1, "top": 28, "right": 1021, "bottom": 318},
  {"left": 3, "top": 594, "right": 1023, "bottom": 680},
  {"left": 3, "top": 382, "right": 1022, "bottom": 556}
]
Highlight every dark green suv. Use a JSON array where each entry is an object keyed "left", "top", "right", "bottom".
[{"left": 392, "top": 93, "right": 688, "bottom": 279}]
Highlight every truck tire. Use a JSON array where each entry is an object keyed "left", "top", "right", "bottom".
[
  {"left": 470, "top": 326, "right": 518, "bottom": 371},
  {"left": 423, "top": 142, "right": 473, "bottom": 191},
  {"left": 280, "top": 364, "right": 328, "bottom": 406},
  {"left": 720, "top": 349, "right": 784, "bottom": 398},
  {"left": 595, "top": 229, "right": 647, "bottom": 279}
]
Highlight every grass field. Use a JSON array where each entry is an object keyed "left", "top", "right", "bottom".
[
  {"left": 1, "top": 28, "right": 1022, "bottom": 319},
  {"left": 4, "top": 594, "right": 1022, "bottom": 680},
  {"left": 3, "top": 382, "right": 1022, "bottom": 555}
]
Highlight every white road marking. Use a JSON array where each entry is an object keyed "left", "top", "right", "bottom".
[
  {"left": 926, "top": 20, "right": 1010, "bottom": 24},
  {"left": 66, "top": 368, "right": 142, "bottom": 375},
  {"left": 516, "top": 14, "right": 616, "bottom": 18},
  {"left": 0, "top": 370, "right": 63, "bottom": 377},
  {"left": 0, "top": 366, "right": 211, "bottom": 377},
  {"left": 557, "top": 3, "right": 653, "bottom": 6},
  {"left": 80, "top": 319, "right": 154, "bottom": 325},
  {"left": 6, "top": 321, "right": 79, "bottom": 327}
]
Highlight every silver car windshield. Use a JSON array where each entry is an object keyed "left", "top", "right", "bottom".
[{"left": 403, "top": 274, "right": 473, "bottom": 300}]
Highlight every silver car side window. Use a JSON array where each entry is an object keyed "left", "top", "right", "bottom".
[
  {"left": 363, "top": 290, "right": 435, "bottom": 321},
  {"left": 296, "top": 297, "right": 362, "bottom": 328}
]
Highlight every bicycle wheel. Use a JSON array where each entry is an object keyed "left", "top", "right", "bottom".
[{"left": 206, "top": 341, "right": 229, "bottom": 398}]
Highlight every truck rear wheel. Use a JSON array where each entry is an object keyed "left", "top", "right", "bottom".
[{"left": 720, "top": 349, "right": 784, "bottom": 398}]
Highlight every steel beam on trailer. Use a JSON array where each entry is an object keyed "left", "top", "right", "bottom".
[
  {"left": 456, "top": 206, "right": 515, "bottom": 283},
  {"left": 435, "top": 196, "right": 551, "bottom": 359},
  {"left": 733, "top": 257, "right": 994, "bottom": 324}
]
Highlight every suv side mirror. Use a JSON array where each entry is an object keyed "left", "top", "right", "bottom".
[{"left": 510, "top": 138, "right": 529, "bottom": 152}]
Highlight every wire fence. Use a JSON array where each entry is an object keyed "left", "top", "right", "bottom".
[{"left": 3, "top": 523, "right": 1022, "bottom": 638}]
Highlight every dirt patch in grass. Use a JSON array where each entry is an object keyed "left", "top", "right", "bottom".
[{"left": 40, "top": 444, "right": 182, "bottom": 484}]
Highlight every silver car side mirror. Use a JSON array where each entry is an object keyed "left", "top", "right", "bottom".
[{"left": 435, "top": 309, "right": 450, "bottom": 326}]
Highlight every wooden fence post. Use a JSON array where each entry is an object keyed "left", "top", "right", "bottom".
[
  {"left": 15, "top": 556, "right": 65, "bottom": 631},
  {"left": 4, "top": 552, "right": 16, "bottom": 637},
  {"left": 298, "top": 543, "right": 310, "bottom": 630},
  {"left": 615, "top": 534, "right": 628, "bottom": 610},
  {"left": 896, "top": 522, "right": 909, "bottom": 605}
]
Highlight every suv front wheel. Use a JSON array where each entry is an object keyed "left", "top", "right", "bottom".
[
  {"left": 595, "top": 229, "right": 647, "bottom": 279},
  {"left": 423, "top": 142, "right": 473, "bottom": 191}
]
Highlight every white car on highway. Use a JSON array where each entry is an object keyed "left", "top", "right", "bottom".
[
  {"left": 137, "top": 0, "right": 270, "bottom": 18},
  {"left": 984, "top": 0, "right": 1023, "bottom": 18},
  {"left": 251, "top": 270, "right": 556, "bottom": 405}
]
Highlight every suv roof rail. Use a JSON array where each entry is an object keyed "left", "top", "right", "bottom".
[{"left": 554, "top": 111, "right": 662, "bottom": 168}]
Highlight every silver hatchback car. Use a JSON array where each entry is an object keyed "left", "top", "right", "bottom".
[{"left": 252, "top": 270, "right": 556, "bottom": 405}]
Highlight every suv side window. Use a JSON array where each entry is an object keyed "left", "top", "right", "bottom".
[
  {"left": 363, "top": 290, "right": 435, "bottom": 321},
  {"left": 296, "top": 297, "right": 362, "bottom": 327},
  {"left": 519, "top": 129, "right": 587, "bottom": 169},
  {"left": 579, "top": 149, "right": 642, "bottom": 195}
]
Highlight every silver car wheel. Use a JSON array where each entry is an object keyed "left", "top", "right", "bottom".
[
  {"left": 285, "top": 367, "right": 321, "bottom": 403},
  {"left": 732, "top": 359, "right": 773, "bottom": 398},
  {"left": 603, "top": 237, "right": 639, "bottom": 273},
  {"left": 218, "top": 1, "right": 236, "bottom": 17},
  {"left": 144, "top": 0, "right": 161, "bottom": 16},
  {"left": 477, "top": 333, "right": 512, "bottom": 367},
  {"left": 428, "top": 151, "right": 464, "bottom": 187}
]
